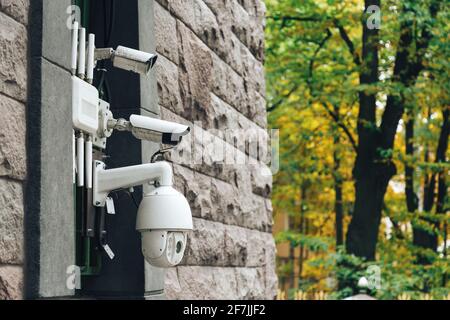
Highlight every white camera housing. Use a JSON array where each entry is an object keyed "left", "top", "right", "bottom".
[
  {"left": 95, "top": 46, "right": 158, "bottom": 75},
  {"left": 141, "top": 231, "right": 187, "bottom": 268},
  {"left": 129, "top": 115, "right": 190, "bottom": 145},
  {"left": 137, "top": 186, "right": 192, "bottom": 267},
  {"left": 93, "top": 161, "right": 193, "bottom": 267}
]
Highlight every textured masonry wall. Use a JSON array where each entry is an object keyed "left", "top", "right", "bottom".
[
  {"left": 0, "top": 0, "right": 276, "bottom": 300},
  {"left": 0, "top": 0, "right": 29, "bottom": 300},
  {"left": 153, "top": 0, "right": 277, "bottom": 299}
]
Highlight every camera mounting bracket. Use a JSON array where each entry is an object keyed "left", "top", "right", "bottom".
[{"left": 93, "top": 160, "right": 173, "bottom": 207}]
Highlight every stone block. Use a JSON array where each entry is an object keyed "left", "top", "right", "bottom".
[
  {"left": 263, "top": 233, "right": 278, "bottom": 298},
  {"left": 241, "top": 46, "right": 266, "bottom": 97},
  {"left": 235, "top": 267, "right": 265, "bottom": 299},
  {"left": 183, "top": 220, "right": 270, "bottom": 267},
  {"left": 234, "top": 0, "right": 266, "bottom": 61},
  {"left": 154, "top": 1, "right": 179, "bottom": 64},
  {"left": 0, "top": 265, "right": 22, "bottom": 300},
  {"left": 0, "top": 12, "right": 27, "bottom": 102},
  {"left": 0, "top": 179, "right": 24, "bottom": 264},
  {"left": 177, "top": 21, "right": 213, "bottom": 119},
  {"left": 167, "top": 0, "right": 196, "bottom": 32},
  {"left": 248, "top": 91, "right": 267, "bottom": 128},
  {"left": 244, "top": 229, "right": 267, "bottom": 267},
  {"left": 165, "top": 266, "right": 238, "bottom": 300},
  {"left": 0, "top": 94, "right": 26, "bottom": 180},
  {"left": 211, "top": 55, "right": 247, "bottom": 115},
  {"left": 166, "top": 265, "right": 274, "bottom": 299},
  {"left": 155, "top": 54, "right": 183, "bottom": 115},
  {"left": 183, "top": 218, "right": 226, "bottom": 266},
  {"left": 224, "top": 224, "right": 248, "bottom": 266},
  {"left": 0, "top": 0, "right": 29, "bottom": 25},
  {"left": 250, "top": 163, "right": 272, "bottom": 197}
]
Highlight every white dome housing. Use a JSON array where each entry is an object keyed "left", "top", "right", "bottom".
[
  {"left": 136, "top": 186, "right": 193, "bottom": 267},
  {"left": 136, "top": 186, "right": 193, "bottom": 231}
]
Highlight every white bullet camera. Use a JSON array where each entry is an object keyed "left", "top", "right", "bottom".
[
  {"left": 130, "top": 115, "right": 190, "bottom": 145},
  {"left": 93, "top": 161, "right": 193, "bottom": 268},
  {"left": 107, "top": 115, "right": 190, "bottom": 146},
  {"left": 95, "top": 46, "right": 158, "bottom": 76}
]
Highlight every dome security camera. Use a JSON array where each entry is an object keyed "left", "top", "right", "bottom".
[
  {"left": 93, "top": 161, "right": 193, "bottom": 267},
  {"left": 137, "top": 186, "right": 193, "bottom": 267}
]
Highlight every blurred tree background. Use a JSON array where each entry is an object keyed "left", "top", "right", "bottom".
[{"left": 266, "top": 0, "right": 449, "bottom": 299}]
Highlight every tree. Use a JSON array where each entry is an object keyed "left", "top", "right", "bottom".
[{"left": 266, "top": 0, "right": 449, "bottom": 297}]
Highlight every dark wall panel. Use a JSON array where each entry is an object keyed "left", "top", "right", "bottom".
[{"left": 80, "top": 0, "right": 145, "bottom": 298}]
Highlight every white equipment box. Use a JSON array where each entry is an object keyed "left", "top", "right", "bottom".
[{"left": 72, "top": 76, "right": 99, "bottom": 134}]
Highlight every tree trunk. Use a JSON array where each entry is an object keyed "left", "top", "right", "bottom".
[
  {"left": 413, "top": 107, "right": 449, "bottom": 260},
  {"left": 334, "top": 150, "right": 344, "bottom": 247},
  {"left": 333, "top": 105, "right": 344, "bottom": 247},
  {"left": 346, "top": 0, "right": 438, "bottom": 261},
  {"left": 405, "top": 108, "right": 419, "bottom": 213},
  {"left": 346, "top": 0, "right": 384, "bottom": 261},
  {"left": 298, "top": 185, "right": 307, "bottom": 281},
  {"left": 288, "top": 216, "right": 296, "bottom": 289}
]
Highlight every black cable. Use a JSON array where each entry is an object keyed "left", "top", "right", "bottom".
[
  {"left": 109, "top": 188, "right": 139, "bottom": 209},
  {"left": 150, "top": 147, "right": 175, "bottom": 163},
  {"left": 96, "top": 0, "right": 115, "bottom": 99},
  {"left": 130, "top": 192, "right": 139, "bottom": 209},
  {"left": 103, "top": 74, "right": 112, "bottom": 102}
]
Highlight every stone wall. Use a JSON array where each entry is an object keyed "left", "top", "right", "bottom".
[
  {"left": 153, "top": 0, "right": 277, "bottom": 299},
  {"left": 0, "top": 0, "right": 29, "bottom": 300},
  {"left": 0, "top": 0, "right": 276, "bottom": 300}
]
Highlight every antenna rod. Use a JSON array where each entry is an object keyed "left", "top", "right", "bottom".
[
  {"left": 71, "top": 21, "right": 79, "bottom": 75},
  {"left": 86, "top": 33, "right": 95, "bottom": 84},
  {"left": 77, "top": 27, "right": 86, "bottom": 79}
]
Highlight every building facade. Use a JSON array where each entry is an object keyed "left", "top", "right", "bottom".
[{"left": 0, "top": 0, "right": 277, "bottom": 299}]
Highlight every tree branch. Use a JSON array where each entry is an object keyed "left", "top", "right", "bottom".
[
  {"left": 304, "top": 28, "right": 358, "bottom": 152},
  {"left": 322, "top": 103, "right": 358, "bottom": 152},
  {"left": 380, "top": 1, "right": 440, "bottom": 150},
  {"left": 266, "top": 15, "right": 322, "bottom": 23},
  {"left": 423, "top": 106, "right": 447, "bottom": 213},
  {"left": 267, "top": 84, "right": 301, "bottom": 112},
  {"left": 334, "top": 20, "right": 361, "bottom": 66},
  {"left": 268, "top": 29, "right": 332, "bottom": 112},
  {"left": 308, "top": 29, "right": 332, "bottom": 80}
]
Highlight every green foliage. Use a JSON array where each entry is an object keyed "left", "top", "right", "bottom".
[
  {"left": 267, "top": 0, "right": 449, "bottom": 300},
  {"left": 276, "top": 231, "right": 331, "bottom": 252}
]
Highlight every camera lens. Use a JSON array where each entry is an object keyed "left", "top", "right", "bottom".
[{"left": 176, "top": 241, "right": 183, "bottom": 253}]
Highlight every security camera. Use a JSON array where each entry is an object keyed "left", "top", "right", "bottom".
[
  {"left": 108, "top": 115, "right": 190, "bottom": 146},
  {"left": 137, "top": 186, "right": 192, "bottom": 267},
  {"left": 93, "top": 161, "right": 193, "bottom": 268},
  {"left": 113, "top": 46, "right": 158, "bottom": 75},
  {"left": 95, "top": 46, "right": 158, "bottom": 75}
]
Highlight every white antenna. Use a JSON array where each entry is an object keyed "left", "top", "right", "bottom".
[
  {"left": 71, "top": 21, "right": 79, "bottom": 75},
  {"left": 77, "top": 133, "right": 85, "bottom": 187},
  {"left": 85, "top": 136, "right": 93, "bottom": 189},
  {"left": 73, "top": 130, "right": 76, "bottom": 184},
  {"left": 86, "top": 33, "right": 95, "bottom": 84},
  {"left": 77, "top": 27, "right": 86, "bottom": 79}
]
